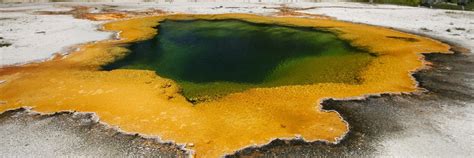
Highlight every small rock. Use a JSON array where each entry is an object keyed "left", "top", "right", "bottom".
[
  {"left": 420, "top": 27, "right": 432, "bottom": 32},
  {"left": 0, "top": 42, "right": 11, "bottom": 48}
]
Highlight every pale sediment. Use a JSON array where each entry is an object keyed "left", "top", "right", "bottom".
[{"left": 0, "top": 108, "right": 189, "bottom": 157}]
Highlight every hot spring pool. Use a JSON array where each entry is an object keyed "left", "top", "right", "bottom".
[{"left": 103, "top": 20, "right": 374, "bottom": 101}]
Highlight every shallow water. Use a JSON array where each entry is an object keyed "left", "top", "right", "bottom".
[{"left": 104, "top": 20, "right": 374, "bottom": 100}]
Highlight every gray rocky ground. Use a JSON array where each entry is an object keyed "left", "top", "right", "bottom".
[{"left": 0, "top": 109, "right": 188, "bottom": 157}]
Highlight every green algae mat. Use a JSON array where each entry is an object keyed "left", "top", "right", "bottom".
[{"left": 104, "top": 20, "right": 374, "bottom": 100}]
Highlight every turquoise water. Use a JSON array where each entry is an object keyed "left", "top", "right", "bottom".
[{"left": 103, "top": 20, "right": 374, "bottom": 101}]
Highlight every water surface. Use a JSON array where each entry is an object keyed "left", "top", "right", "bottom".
[{"left": 104, "top": 20, "right": 374, "bottom": 101}]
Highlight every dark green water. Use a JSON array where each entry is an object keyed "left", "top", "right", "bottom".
[{"left": 104, "top": 20, "right": 374, "bottom": 101}]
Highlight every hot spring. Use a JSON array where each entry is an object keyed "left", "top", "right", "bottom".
[{"left": 103, "top": 20, "right": 375, "bottom": 101}]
